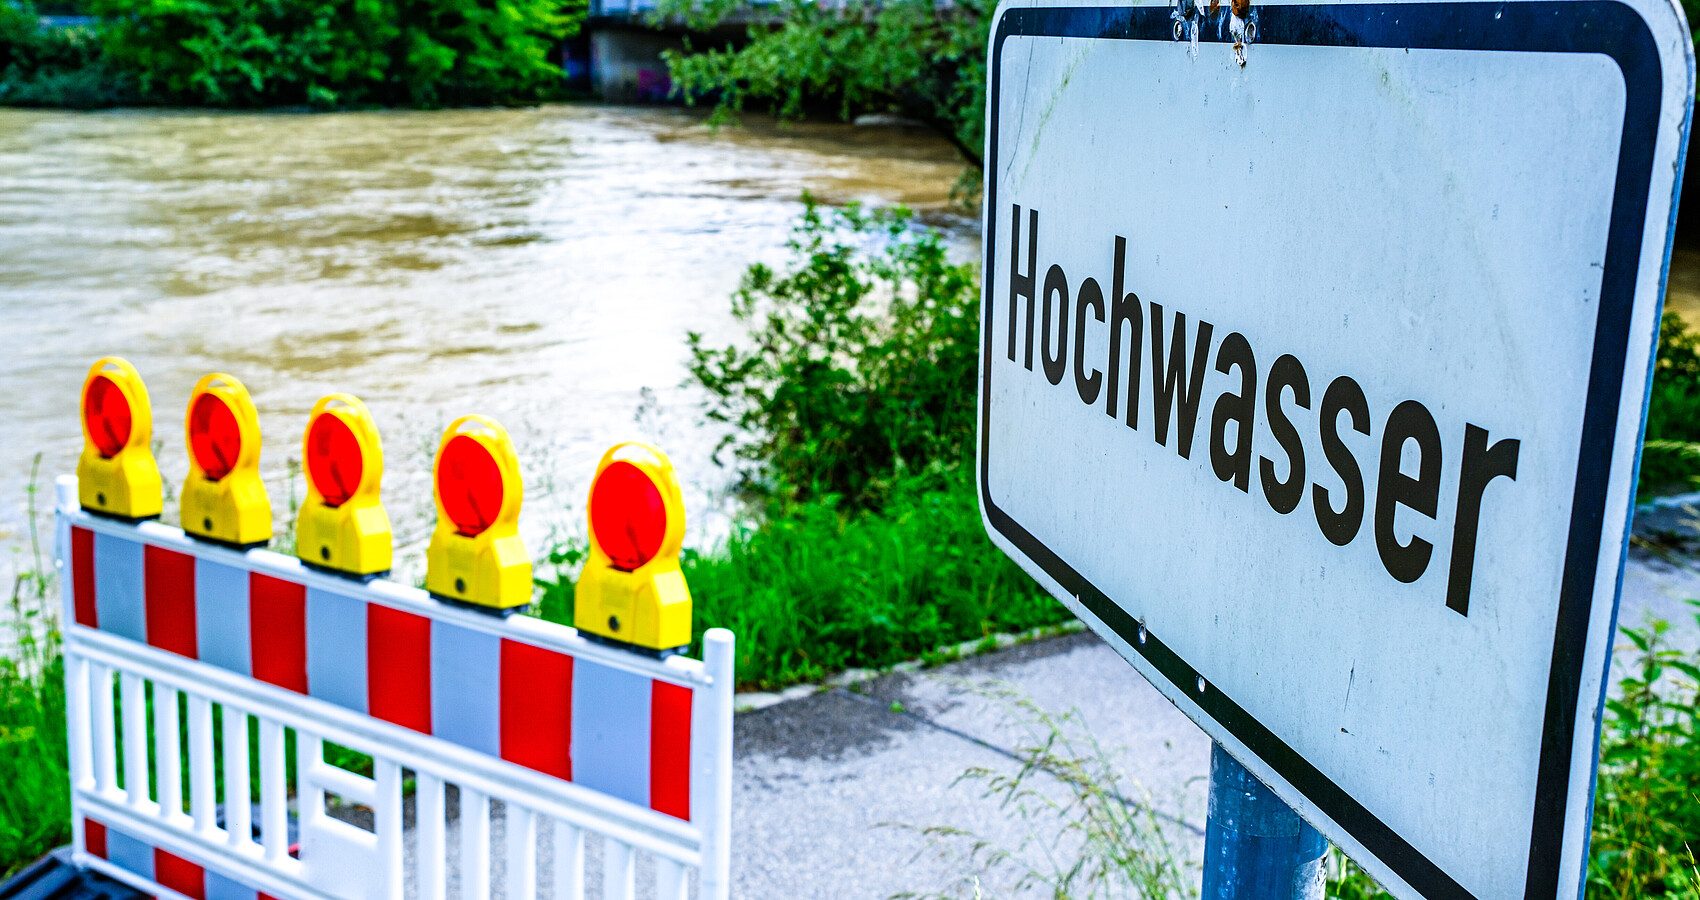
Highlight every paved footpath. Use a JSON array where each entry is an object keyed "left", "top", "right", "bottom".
[{"left": 432, "top": 545, "right": 1700, "bottom": 899}]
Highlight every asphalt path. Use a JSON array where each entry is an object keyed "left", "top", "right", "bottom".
[{"left": 408, "top": 545, "right": 1700, "bottom": 899}]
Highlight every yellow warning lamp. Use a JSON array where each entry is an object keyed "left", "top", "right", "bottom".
[
  {"left": 425, "top": 415, "right": 532, "bottom": 612},
  {"left": 77, "top": 357, "right": 163, "bottom": 521},
  {"left": 574, "top": 441, "right": 692, "bottom": 655},
  {"left": 180, "top": 373, "right": 272, "bottom": 549},
  {"left": 295, "top": 394, "right": 392, "bottom": 579}
]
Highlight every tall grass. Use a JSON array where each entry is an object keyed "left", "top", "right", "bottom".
[
  {"left": 537, "top": 465, "right": 1070, "bottom": 691},
  {"left": 0, "top": 455, "right": 70, "bottom": 876}
]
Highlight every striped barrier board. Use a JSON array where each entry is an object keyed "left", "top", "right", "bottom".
[{"left": 54, "top": 476, "right": 735, "bottom": 900}]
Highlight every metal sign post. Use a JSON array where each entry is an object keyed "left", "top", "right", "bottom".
[
  {"left": 977, "top": 0, "right": 1694, "bottom": 896},
  {"left": 1204, "top": 744, "right": 1327, "bottom": 899}
]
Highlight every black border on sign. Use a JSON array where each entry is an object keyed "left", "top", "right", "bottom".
[{"left": 979, "top": 4, "right": 1663, "bottom": 899}]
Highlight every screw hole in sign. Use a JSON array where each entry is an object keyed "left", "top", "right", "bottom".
[
  {"left": 306, "top": 413, "right": 363, "bottom": 507},
  {"left": 189, "top": 392, "right": 241, "bottom": 480},
  {"left": 439, "top": 435, "right": 502, "bottom": 537},
  {"left": 84, "top": 375, "right": 132, "bottom": 458},
  {"left": 591, "top": 461, "right": 666, "bottom": 571}
]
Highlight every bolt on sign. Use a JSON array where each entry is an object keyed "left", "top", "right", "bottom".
[{"left": 977, "top": 1, "right": 1693, "bottom": 898}]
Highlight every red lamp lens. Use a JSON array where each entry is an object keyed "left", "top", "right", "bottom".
[
  {"left": 590, "top": 461, "right": 667, "bottom": 571},
  {"left": 438, "top": 435, "right": 503, "bottom": 537},
  {"left": 84, "top": 375, "right": 132, "bottom": 458},
  {"left": 189, "top": 393, "right": 241, "bottom": 480},
  {"left": 307, "top": 413, "right": 363, "bottom": 508}
]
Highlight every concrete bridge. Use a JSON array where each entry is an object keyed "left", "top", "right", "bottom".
[{"left": 568, "top": 0, "right": 755, "bottom": 102}]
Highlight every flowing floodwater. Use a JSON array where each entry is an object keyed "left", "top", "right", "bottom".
[{"left": 0, "top": 105, "right": 973, "bottom": 585}]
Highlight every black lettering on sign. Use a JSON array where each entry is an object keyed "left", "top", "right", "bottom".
[
  {"left": 1210, "top": 333, "right": 1257, "bottom": 492},
  {"left": 996, "top": 206, "right": 1529, "bottom": 616},
  {"left": 1106, "top": 236, "right": 1143, "bottom": 428},
  {"left": 1261, "top": 354, "right": 1311, "bottom": 515},
  {"left": 1041, "top": 265, "right": 1069, "bottom": 386},
  {"left": 1075, "top": 278, "right": 1105, "bottom": 405},
  {"left": 1009, "top": 205, "right": 1038, "bottom": 369},
  {"left": 1376, "top": 400, "right": 1443, "bottom": 583},
  {"left": 1314, "top": 376, "right": 1369, "bottom": 546},
  {"left": 1446, "top": 425, "right": 1521, "bottom": 616},
  {"left": 1149, "top": 303, "right": 1214, "bottom": 459}
]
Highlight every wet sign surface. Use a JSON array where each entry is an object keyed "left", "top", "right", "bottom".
[{"left": 977, "top": 1, "right": 1693, "bottom": 897}]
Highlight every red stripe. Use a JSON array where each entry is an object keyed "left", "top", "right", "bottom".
[
  {"left": 499, "top": 639, "right": 572, "bottom": 780},
  {"left": 649, "top": 681, "right": 693, "bottom": 820},
  {"left": 72, "top": 527, "right": 96, "bottom": 628},
  {"left": 368, "top": 605, "right": 432, "bottom": 734},
  {"left": 153, "top": 848, "right": 206, "bottom": 900},
  {"left": 144, "top": 545, "right": 198, "bottom": 658},
  {"left": 249, "top": 574, "right": 307, "bottom": 694},
  {"left": 83, "top": 818, "right": 107, "bottom": 859}
]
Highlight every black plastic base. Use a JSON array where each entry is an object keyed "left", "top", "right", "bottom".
[
  {"left": 433, "top": 595, "right": 530, "bottom": 618},
  {"left": 183, "top": 532, "right": 270, "bottom": 553},
  {"left": 300, "top": 561, "right": 390, "bottom": 584},
  {"left": 79, "top": 507, "right": 161, "bottom": 525},
  {"left": 580, "top": 632, "right": 687, "bottom": 660}
]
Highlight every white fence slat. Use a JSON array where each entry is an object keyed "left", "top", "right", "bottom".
[
  {"left": 461, "top": 788, "right": 491, "bottom": 900},
  {"left": 91, "top": 663, "right": 116, "bottom": 794},
  {"left": 375, "top": 758, "right": 404, "bottom": 900},
  {"left": 418, "top": 773, "right": 447, "bottom": 900},
  {"left": 119, "top": 672, "right": 150, "bottom": 811},
  {"left": 553, "top": 821, "right": 584, "bottom": 900},
  {"left": 258, "top": 717, "right": 288, "bottom": 862},
  {"left": 187, "top": 695, "right": 216, "bottom": 836},
  {"left": 656, "top": 858, "right": 688, "bottom": 900},
  {"left": 603, "top": 840, "right": 635, "bottom": 900},
  {"left": 221, "top": 706, "right": 252, "bottom": 848},
  {"left": 154, "top": 686, "right": 182, "bottom": 821},
  {"left": 506, "top": 804, "right": 537, "bottom": 900},
  {"left": 65, "top": 654, "right": 92, "bottom": 794}
]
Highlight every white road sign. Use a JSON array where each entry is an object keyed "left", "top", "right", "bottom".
[{"left": 977, "top": 1, "right": 1694, "bottom": 897}]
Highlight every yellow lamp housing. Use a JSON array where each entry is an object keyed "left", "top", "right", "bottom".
[
  {"left": 574, "top": 441, "right": 692, "bottom": 655},
  {"left": 425, "top": 415, "right": 532, "bottom": 613},
  {"left": 180, "top": 373, "right": 272, "bottom": 549},
  {"left": 295, "top": 394, "right": 392, "bottom": 579},
  {"left": 77, "top": 357, "right": 163, "bottom": 521}
]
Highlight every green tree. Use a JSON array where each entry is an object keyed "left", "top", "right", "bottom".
[
  {"left": 91, "top": 0, "right": 580, "bottom": 107},
  {"left": 656, "top": 0, "right": 992, "bottom": 167}
]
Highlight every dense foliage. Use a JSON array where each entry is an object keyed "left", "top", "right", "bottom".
[
  {"left": 1589, "top": 609, "right": 1700, "bottom": 899},
  {"left": 1642, "top": 311, "right": 1700, "bottom": 497},
  {"left": 687, "top": 198, "right": 980, "bottom": 513},
  {"left": 0, "top": 1, "right": 133, "bottom": 105},
  {"left": 0, "top": 0, "right": 577, "bottom": 107},
  {"left": 656, "top": 0, "right": 992, "bottom": 166}
]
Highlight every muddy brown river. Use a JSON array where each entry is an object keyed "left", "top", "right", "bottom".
[{"left": 0, "top": 105, "right": 973, "bottom": 583}]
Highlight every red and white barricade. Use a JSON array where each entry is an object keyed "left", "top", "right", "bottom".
[{"left": 53, "top": 476, "right": 735, "bottom": 900}]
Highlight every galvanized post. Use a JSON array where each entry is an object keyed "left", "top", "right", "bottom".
[{"left": 1202, "top": 743, "right": 1328, "bottom": 900}]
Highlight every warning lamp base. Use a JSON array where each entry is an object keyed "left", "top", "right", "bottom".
[
  {"left": 434, "top": 595, "right": 530, "bottom": 618},
  {"left": 183, "top": 533, "right": 272, "bottom": 553},
  {"left": 580, "top": 632, "right": 687, "bottom": 660},
  {"left": 302, "top": 561, "right": 390, "bottom": 583},
  {"left": 80, "top": 507, "right": 161, "bottom": 525}
]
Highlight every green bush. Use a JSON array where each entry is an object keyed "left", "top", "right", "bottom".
[
  {"left": 536, "top": 466, "right": 1067, "bottom": 691},
  {"left": 687, "top": 197, "right": 980, "bottom": 514},
  {"left": 1588, "top": 607, "right": 1700, "bottom": 899},
  {"left": 1641, "top": 311, "right": 1700, "bottom": 498},
  {"left": 0, "top": 3, "right": 134, "bottom": 106},
  {"left": 86, "top": 0, "right": 578, "bottom": 107}
]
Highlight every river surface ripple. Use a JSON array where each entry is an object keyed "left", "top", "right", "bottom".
[{"left": 0, "top": 104, "right": 972, "bottom": 586}]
